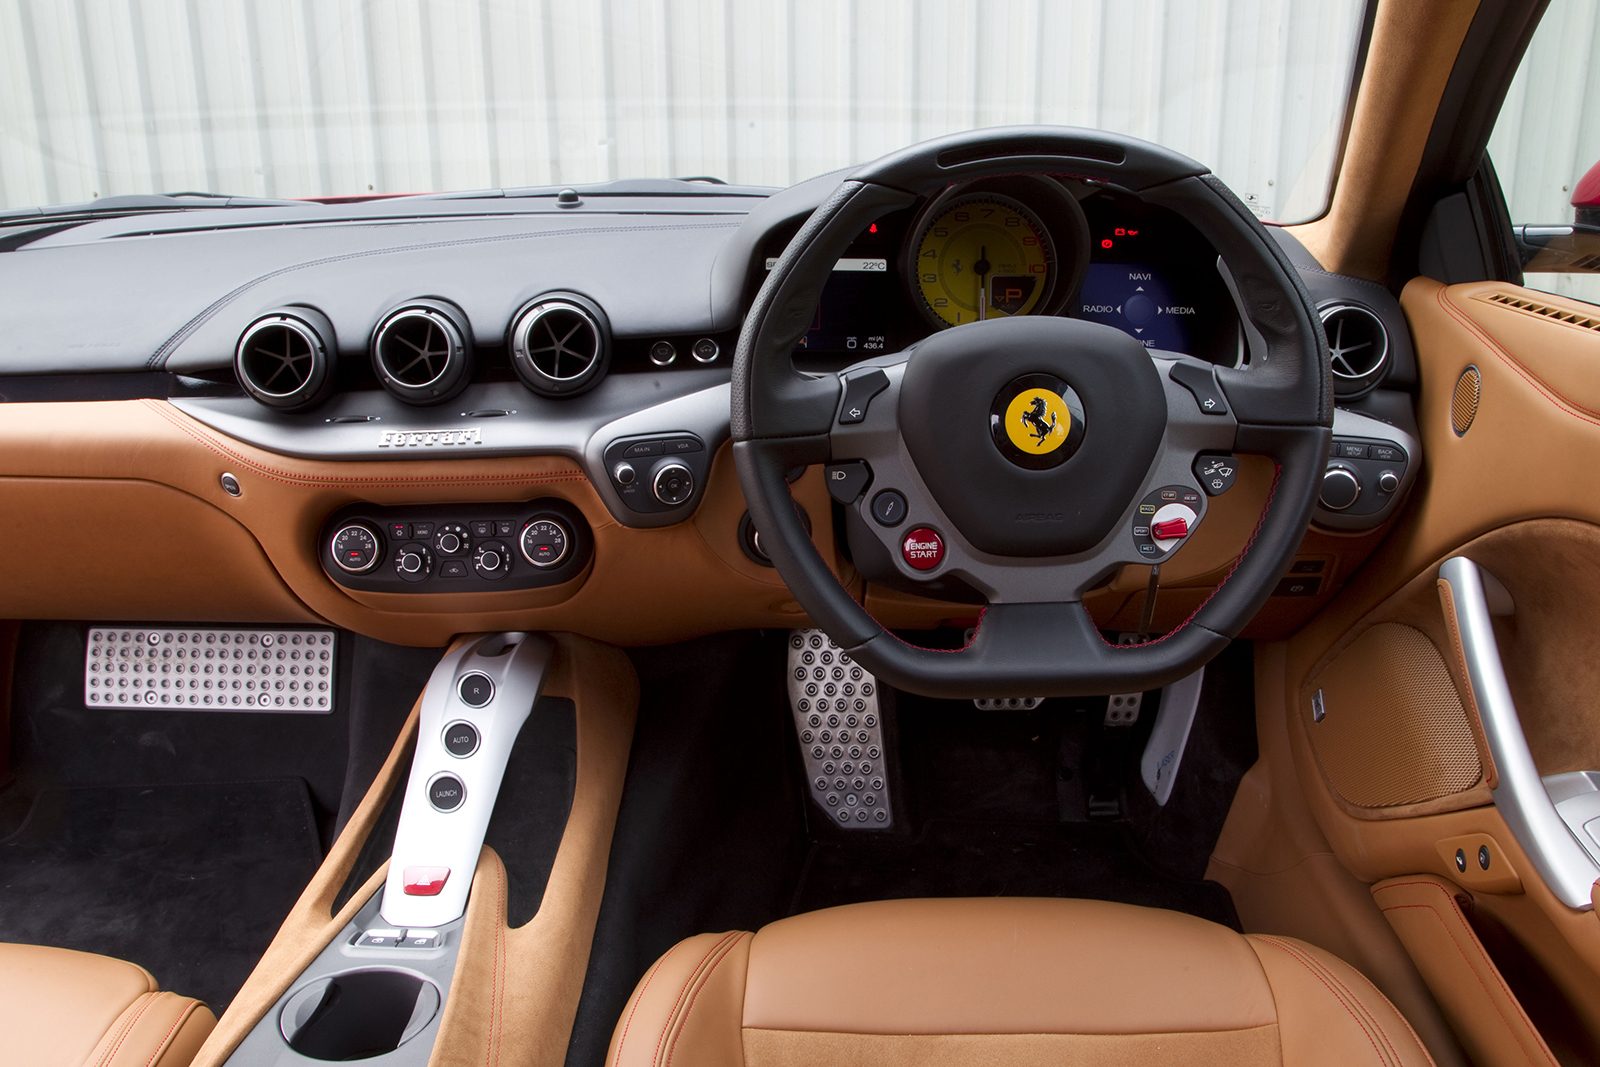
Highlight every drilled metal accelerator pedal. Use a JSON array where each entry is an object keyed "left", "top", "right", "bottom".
[
  {"left": 85, "top": 626, "right": 337, "bottom": 712},
  {"left": 787, "top": 629, "right": 892, "bottom": 829}
]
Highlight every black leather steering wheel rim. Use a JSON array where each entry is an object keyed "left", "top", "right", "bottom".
[{"left": 733, "top": 127, "right": 1332, "bottom": 698}]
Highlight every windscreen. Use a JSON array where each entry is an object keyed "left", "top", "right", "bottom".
[{"left": 0, "top": 0, "right": 1367, "bottom": 222}]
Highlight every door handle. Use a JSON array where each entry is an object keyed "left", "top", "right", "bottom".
[{"left": 1439, "top": 556, "right": 1600, "bottom": 909}]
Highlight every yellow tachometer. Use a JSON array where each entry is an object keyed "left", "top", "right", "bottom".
[{"left": 912, "top": 194, "right": 1053, "bottom": 328}]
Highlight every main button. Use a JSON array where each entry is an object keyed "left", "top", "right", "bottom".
[
  {"left": 443, "top": 720, "right": 480, "bottom": 757},
  {"left": 427, "top": 774, "right": 465, "bottom": 812},
  {"left": 457, "top": 672, "right": 494, "bottom": 707}
]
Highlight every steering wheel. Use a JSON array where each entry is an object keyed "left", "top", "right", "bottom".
[{"left": 732, "top": 128, "right": 1331, "bottom": 698}]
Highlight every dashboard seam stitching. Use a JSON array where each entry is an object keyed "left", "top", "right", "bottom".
[{"left": 1436, "top": 286, "right": 1600, "bottom": 425}]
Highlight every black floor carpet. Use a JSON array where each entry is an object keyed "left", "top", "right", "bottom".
[
  {"left": 791, "top": 819, "right": 1240, "bottom": 928},
  {"left": 0, "top": 779, "right": 321, "bottom": 1012}
]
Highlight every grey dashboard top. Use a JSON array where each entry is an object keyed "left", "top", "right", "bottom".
[{"left": 0, "top": 181, "right": 775, "bottom": 376}]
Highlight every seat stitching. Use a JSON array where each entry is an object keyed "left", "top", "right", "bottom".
[
  {"left": 1377, "top": 880, "right": 1556, "bottom": 1067},
  {"left": 613, "top": 944, "right": 688, "bottom": 1067},
  {"left": 94, "top": 992, "right": 159, "bottom": 1067},
  {"left": 653, "top": 933, "right": 744, "bottom": 1067},
  {"left": 140, "top": 999, "right": 195, "bottom": 1067},
  {"left": 1258, "top": 936, "right": 1407, "bottom": 1066},
  {"left": 665, "top": 932, "right": 750, "bottom": 1067},
  {"left": 1252, "top": 936, "right": 1395, "bottom": 1066}
]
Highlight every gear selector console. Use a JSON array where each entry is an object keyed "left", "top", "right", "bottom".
[{"left": 381, "top": 631, "right": 554, "bottom": 929}]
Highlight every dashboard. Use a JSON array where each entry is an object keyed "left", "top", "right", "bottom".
[{"left": 0, "top": 164, "right": 1419, "bottom": 647}]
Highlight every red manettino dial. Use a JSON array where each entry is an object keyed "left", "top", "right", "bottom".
[{"left": 901, "top": 527, "right": 945, "bottom": 571}]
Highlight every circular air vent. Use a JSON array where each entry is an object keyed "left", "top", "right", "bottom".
[
  {"left": 234, "top": 309, "right": 335, "bottom": 412},
  {"left": 1319, "top": 303, "right": 1390, "bottom": 397},
  {"left": 371, "top": 300, "right": 473, "bottom": 405},
  {"left": 508, "top": 294, "right": 610, "bottom": 397}
]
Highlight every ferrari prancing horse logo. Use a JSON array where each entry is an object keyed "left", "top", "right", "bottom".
[
  {"left": 990, "top": 374, "right": 1085, "bottom": 470},
  {"left": 1005, "top": 388, "right": 1071, "bottom": 453}
]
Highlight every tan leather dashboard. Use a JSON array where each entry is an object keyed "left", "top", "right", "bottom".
[{"left": 0, "top": 397, "right": 1353, "bottom": 646}]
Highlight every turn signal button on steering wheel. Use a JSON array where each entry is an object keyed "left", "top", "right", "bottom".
[{"left": 901, "top": 527, "right": 945, "bottom": 571}]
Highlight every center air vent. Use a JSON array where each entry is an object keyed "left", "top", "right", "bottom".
[
  {"left": 1320, "top": 303, "right": 1390, "bottom": 398},
  {"left": 371, "top": 300, "right": 473, "bottom": 405},
  {"left": 235, "top": 308, "right": 335, "bottom": 412},
  {"left": 508, "top": 293, "right": 611, "bottom": 398}
]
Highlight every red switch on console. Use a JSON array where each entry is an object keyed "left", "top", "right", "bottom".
[
  {"left": 1151, "top": 517, "right": 1190, "bottom": 540},
  {"left": 402, "top": 866, "right": 450, "bottom": 896}
]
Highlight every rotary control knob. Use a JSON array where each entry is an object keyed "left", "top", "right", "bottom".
[
  {"left": 1319, "top": 466, "right": 1362, "bottom": 511},
  {"left": 653, "top": 462, "right": 694, "bottom": 506},
  {"left": 520, "top": 519, "right": 570, "bottom": 568},
  {"left": 394, "top": 543, "right": 433, "bottom": 582},
  {"left": 613, "top": 462, "right": 637, "bottom": 486},
  {"left": 473, "top": 540, "right": 512, "bottom": 580},
  {"left": 330, "top": 524, "right": 381, "bottom": 574},
  {"left": 1378, "top": 470, "right": 1400, "bottom": 493},
  {"left": 435, "top": 523, "right": 470, "bottom": 556}
]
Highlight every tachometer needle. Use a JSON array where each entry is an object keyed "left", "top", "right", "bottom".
[{"left": 975, "top": 245, "right": 991, "bottom": 321}]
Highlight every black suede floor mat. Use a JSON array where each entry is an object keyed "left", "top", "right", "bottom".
[{"left": 0, "top": 779, "right": 321, "bottom": 1012}]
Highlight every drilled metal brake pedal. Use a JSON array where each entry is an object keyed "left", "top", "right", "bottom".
[
  {"left": 787, "top": 629, "right": 892, "bottom": 828},
  {"left": 85, "top": 626, "right": 337, "bottom": 712}
]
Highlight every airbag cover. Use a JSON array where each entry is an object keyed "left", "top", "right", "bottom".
[{"left": 898, "top": 316, "right": 1166, "bottom": 556}]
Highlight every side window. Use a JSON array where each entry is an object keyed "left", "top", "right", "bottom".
[{"left": 1489, "top": 0, "right": 1600, "bottom": 305}]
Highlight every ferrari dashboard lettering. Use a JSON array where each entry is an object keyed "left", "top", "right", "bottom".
[{"left": 378, "top": 428, "right": 483, "bottom": 448}]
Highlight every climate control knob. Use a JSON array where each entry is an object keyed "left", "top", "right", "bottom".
[
  {"left": 653, "top": 462, "right": 694, "bottom": 506},
  {"left": 330, "top": 524, "right": 381, "bottom": 574},
  {"left": 1319, "top": 466, "right": 1362, "bottom": 511},
  {"left": 520, "top": 520, "right": 570, "bottom": 568},
  {"left": 395, "top": 543, "right": 433, "bottom": 582},
  {"left": 473, "top": 540, "right": 511, "bottom": 580},
  {"left": 434, "top": 523, "right": 470, "bottom": 556}
]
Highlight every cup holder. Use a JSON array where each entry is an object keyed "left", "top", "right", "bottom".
[{"left": 279, "top": 968, "right": 440, "bottom": 1060}]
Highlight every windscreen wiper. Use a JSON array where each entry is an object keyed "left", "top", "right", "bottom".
[{"left": 0, "top": 191, "right": 306, "bottom": 228}]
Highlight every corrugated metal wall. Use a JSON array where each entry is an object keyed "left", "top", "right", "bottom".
[{"left": 0, "top": 0, "right": 1364, "bottom": 219}]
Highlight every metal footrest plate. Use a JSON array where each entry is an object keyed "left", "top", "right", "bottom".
[
  {"left": 85, "top": 626, "right": 337, "bottom": 712},
  {"left": 788, "top": 629, "right": 892, "bottom": 829}
]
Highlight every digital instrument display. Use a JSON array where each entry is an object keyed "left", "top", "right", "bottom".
[
  {"left": 766, "top": 257, "right": 894, "bottom": 355},
  {"left": 1077, "top": 263, "right": 1199, "bottom": 352}
]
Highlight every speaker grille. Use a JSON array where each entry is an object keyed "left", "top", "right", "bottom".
[
  {"left": 1452, "top": 365, "right": 1481, "bottom": 437},
  {"left": 1307, "top": 623, "right": 1481, "bottom": 810}
]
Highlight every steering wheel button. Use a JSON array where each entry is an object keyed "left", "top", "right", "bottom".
[
  {"left": 826, "top": 461, "right": 872, "bottom": 504},
  {"left": 838, "top": 368, "right": 890, "bottom": 424},
  {"left": 901, "top": 527, "right": 945, "bottom": 570},
  {"left": 871, "top": 490, "right": 908, "bottom": 526}
]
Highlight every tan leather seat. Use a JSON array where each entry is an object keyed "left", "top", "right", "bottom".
[
  {"left": 608, "top": 898, "right": 1435, "bottom": 1067},
  {"left": 0, "top": 943, "right": 216, "bottom": 1067}
]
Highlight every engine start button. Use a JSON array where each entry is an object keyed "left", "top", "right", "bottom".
[{"left": 901, "top": 527, "right": 945, "bottom": 571}]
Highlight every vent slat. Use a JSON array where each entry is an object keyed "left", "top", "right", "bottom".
[{"left": 1481, "top": 291, "right": 1600, "bottom": 332}]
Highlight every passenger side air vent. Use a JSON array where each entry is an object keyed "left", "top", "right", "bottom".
[
  {"left": 371, "top": 300, "right": 473, "bottom": 405},
  {"left": 508, "top": 293, "right": 611, "bottom": 398},
  {"left": 1479, "top": 290, "right": 1600, "bottom": 332},
  {"left": 234, "top": 308, "right": 335, "bottom": 412},
  {"left": 1319, "top": 303, "right": 1389, "bottom": 398}
]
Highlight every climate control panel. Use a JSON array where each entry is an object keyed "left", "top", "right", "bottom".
[{"left": 319, "top": 498, "right": 590, "bottom": 593}]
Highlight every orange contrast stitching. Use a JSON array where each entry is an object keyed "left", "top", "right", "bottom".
[
  {"left": 1376, "top": 880, "right": 1555, "bottom": 1067},
  {"left": 140, "top": 999, "right": 194, "bottom": 1067},
  {"left": 613, "top": 943, "right": 687, "bottom": 1067},
  {"left": 653, "top": 934, "right": 743, "bottom": 1067},
  {"left": 97, "top": 992, "right": 159, "bottom": 1067},
  {"left": 665, "top": 932, "right": 750, "bottom": 1067},
  {"left": 1253, "top": 935, "right": 1394, "bottom": 1066},
  {"left": 486, "top": 861, "right": 508, "bottom": 1067},
  {"left": 1433, "top": 287, "right": 1600, "bottom": 428}
]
